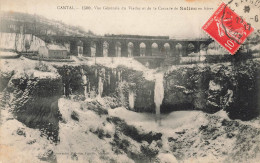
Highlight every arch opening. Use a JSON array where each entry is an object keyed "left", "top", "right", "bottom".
[
  {"left": 163, "top": 43, "right": 170, "bottom": 56},
  {"left": 77, "top": 40, "right": 83, "bottom": 57},
  {"left": 91, "top": 42, "right": 96, "bottom": 57},
  {"left": 151, "top": 43, "right": 159, "bottom": 56},
  {"left": 128, "top": 42, "right": 134, "bottom": 57},
  {"left": 103, "top": 41, "right": 109, "bottom": 57},
  {"left": 175, "top": 43, "right": 183, "bottom": 56},
  {"left": 115, "top": 42, "right": 121, "bottom": 57},
  {"left": 140, "top": 42, "right": 146, "bottom": 57},
  {"left": 187, "top": 43, "right": 195, "bottom": 54},
  {"left": 200, "top": 43, "right": 208, "bottom": 55}
]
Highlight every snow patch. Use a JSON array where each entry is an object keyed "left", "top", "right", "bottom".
[
  {"left": 0, "top": 51, "right": 19, "bottom": 57},
  {"left": 157, "top": 153, "right": 178, "bottom": 163},
  {"left": 1, "top": 57, "right": 60, "bottom": 79},
  {"left": 56, "top": 98, "right": 133, "bottom": 162},
  {"left": 209, "top": 80, "right": 221, "bottom": 91}
]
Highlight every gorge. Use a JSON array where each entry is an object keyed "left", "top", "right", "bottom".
[{"left": 0, "top": 57, "right": 260, "bottom": 162}]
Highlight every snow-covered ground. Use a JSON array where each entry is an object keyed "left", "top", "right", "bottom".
[
  {"left": 50, "top": 56, "right": 160, "bottom": 81},
  {"left": 0, "top": 51, "right": 19, "bottom": 58},
  {"left": 56, "top": 98, "right": 133, "bottom": 163},
  {"left": 2, "top": 93, "right": 260, "bottom": 162},
  {"left": 0, "top": 104, "right": 55, "bottom": 163},
  {"left": 55, "top": 96, "right": 260, "bottom": 163},
  {"left": 109, "top": 107, "right": 205, "bottom": 133},
  {"left": 86, "top": 57, "right": 146, "bottom": 70},
  {"left": 83, "top": 57, "right": 158, "bottom": 81},
  {"left": 0, "top": 57, "right": 60, "bottom": 79},
  {"left": 108, "top": 107, "right": 260, "bottom": 162}
]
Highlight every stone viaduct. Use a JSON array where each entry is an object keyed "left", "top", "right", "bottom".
[{"left": 36, "top": 34, "right": 212, "bottom": 58}]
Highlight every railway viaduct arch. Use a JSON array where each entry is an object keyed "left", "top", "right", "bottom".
[{"left": 36, "top": 34, "right": 212, "bottom": 58}]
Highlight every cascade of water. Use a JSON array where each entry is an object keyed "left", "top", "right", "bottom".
[
  {"left": 98, "top": 76, "right": 103, "bottom": 97},
  {"left": 113, "top": 69, "right": 116, "bottom": 76},
  {"left": 118, "top": 82, "right": 126, "bottom": 106},
  {"left": 88, "top": 82, "right": 91, "bottom": 95},
  {"left": 108, "top": 73, "right": 111, "bottom": 85},
  {"left": 128, "top": 90, "right": 135, "bottom": 110},
  {"left": 84, "top": 86, "right": 87, "bottom": 98},
  {"left": 81, "top": 68, "right": 88, "bottom": 98},
  {"left": 63, "top": 84, "right": 65, "bottom": 96},
  {"left": 118, "top": 71, "right": 121, "bottom": 82},
  {"left": 154, "top": 73, "right": 164, "bottom": 123},
  {"left": 95, "top": 69, "right": 98, "bottom": 78}
]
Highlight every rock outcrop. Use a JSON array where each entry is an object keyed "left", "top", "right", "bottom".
[
  {"left": 1, "top": 70, "right": 63, "bottom": 142},
  {"left": 162, "top": 59, "right": 260, "bottom": 120},
  {"left": 55, "top": 64, "right": 155, "bottom": 112}
]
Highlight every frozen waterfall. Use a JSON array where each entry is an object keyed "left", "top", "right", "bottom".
[
  {"left": 128, "top": 90, "right": 135, "bottom": 109},
  {"left": 154, "top": 73, "right": 164, "bottom": 124},
  {"left": 98, "top": 76, "right": 103, "bottom": 97},
  {"left": 82, "top": 74, "right": 88, "bottom": 98}
]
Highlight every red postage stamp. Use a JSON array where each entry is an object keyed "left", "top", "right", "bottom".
[{"left": 202, "top": 2, "right": 254, "bottom": 55}]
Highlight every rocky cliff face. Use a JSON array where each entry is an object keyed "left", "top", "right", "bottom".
[
  {"left": 0, "top": 59, "right": 156, "bottom": 146},
  {"left": 1, "top": 70, "right": 63, "bottom": 142},
  {"left": 162, "top": 59, "right": 260, "bottom": 120},
  {"left": 54, "top": 64, "right": 155, "bottom": 112},
  {"left": 0, "top": 70, "right": 14, "bottom": 91},
  {"left": 0, "top": 33, "right": 46, "bottom": 52}
]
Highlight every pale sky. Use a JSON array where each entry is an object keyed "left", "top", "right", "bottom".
[{"left": 0, "top": 0, "right": 220, "bottom": 39}]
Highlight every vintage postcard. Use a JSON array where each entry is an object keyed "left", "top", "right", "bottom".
[{"left": 0, "top": 0, "right": 260, "bottom": 162}]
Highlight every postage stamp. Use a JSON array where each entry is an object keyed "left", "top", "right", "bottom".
[
  {"left": 202, "top": 2, "right": 254, "bottom": 55},
  {"left": 225, "top": 0, "right": 260, "bottom": 36}
]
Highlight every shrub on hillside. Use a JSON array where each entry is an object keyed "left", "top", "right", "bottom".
[
  {"left": 35, "top": 61, "right": 51, "bottom": 72},
  {"left": 71, "top": 111, "right": 79, "bottom": 121},
  {"left": 107, "top": 116, "right": 162, "bottom": 144},
  {"left": 141, "top": 141, "right": 159, "bottom": 162},
  {"left": 89, "top": 127, "right": 111, "bottom": 139},
  {"left": 86, "top": 101, "right": 108, "bottom": 116}
]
